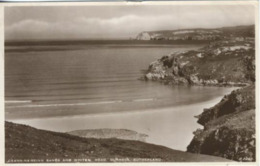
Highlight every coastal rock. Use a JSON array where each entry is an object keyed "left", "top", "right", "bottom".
[
  {"left": 197, "top": 85, "right": 255, "bottom": 125},
  {"left": 187, "top": 85, "right": 255, "bottom": 161},
  {"left": 144, "top": 40, "right": 255, "bottom": 87},
  {"left": 188, "top": 74, "right": 200, "bottom": 84},
  {"left": 188, "top": 124, "right": 255, "bottom": 161}
]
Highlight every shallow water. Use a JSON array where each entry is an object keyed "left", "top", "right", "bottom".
[{"left": 5, "top": 41, "right": 235, "bottom": 150}]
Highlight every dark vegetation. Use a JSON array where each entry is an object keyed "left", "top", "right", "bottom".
[{"left": 5, "top": 121, "right": 231, "bottom": 163}]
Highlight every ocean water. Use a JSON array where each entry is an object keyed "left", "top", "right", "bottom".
[{"left": 5, "top": 41, "right": 235, "bottom": 150}]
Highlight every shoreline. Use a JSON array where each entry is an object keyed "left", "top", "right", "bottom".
[
  {"left": 7, "top": 90, "right": 233, "bottom": 122},
  {"left": 5, "top": 86, "right": 237, "bottom": 120}
]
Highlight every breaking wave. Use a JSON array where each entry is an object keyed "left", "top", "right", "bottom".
[{"left": 5, "top": 98, "right": 155, "bottom": 108}]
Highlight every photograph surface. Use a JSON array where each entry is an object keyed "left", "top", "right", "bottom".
[{"left": 4, "top": 3, "right": 257, "bottom": 163}]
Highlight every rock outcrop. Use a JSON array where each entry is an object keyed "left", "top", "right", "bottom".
[
  {"left": 143, "top": 40, "right": 255, "bottom": 87},
  {"left": 187, "top": 85, "right": 255, "bottom": 162},
  {"left": 67, "top": 129, "right": 148, "bottom": 142}
]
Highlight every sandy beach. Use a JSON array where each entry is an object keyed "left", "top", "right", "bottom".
[{"left": 9, "top": 88, "right": 235, "bottom": 151}]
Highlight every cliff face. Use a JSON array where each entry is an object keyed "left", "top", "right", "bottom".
[
  {"left": 144, "top": 40, "right": 255, "bottom": 87},
  {"left": 136, "top": 32, "right": 151, "bottom": 40},
  {"left": 187, "top": 85, "right": 255, "bottom": 162},
  {"left": 67, "top": 129, "right": 148, "bottom": 142}
]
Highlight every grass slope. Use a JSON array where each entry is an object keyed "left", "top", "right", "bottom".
[{"left": 5, "top": 121, "right": 231, "bottom": 163}]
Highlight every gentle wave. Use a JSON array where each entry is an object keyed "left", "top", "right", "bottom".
[
  {"left": 6, "top": 100, "right": 122, "bottom": 108},
  {"left": 5, "top": 100, "right": 32, "bottom": 104},
  {"left": 133, "top": 98, "right": 155, "bottom": 102},
  {"left": 5, "top": 98, "right": 155, "bottom": 108}
]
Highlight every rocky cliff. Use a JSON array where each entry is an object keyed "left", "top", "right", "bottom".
[
  {"left": 67, "top": 129, "right": 148, "bottom": 142},
  {"left": 187, "top": 85, "right": 255, "bottom": 162}
]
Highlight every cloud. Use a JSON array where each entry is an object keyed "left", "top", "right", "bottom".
[
  {"left": 6, "top": 15, "right": 178, "bottom": 39},
  {"left": 5, "top": 6, "right": 255, "bottom": 40}
]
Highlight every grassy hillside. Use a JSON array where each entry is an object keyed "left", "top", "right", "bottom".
[
  {"left": 5, "top": 121, "right": 231, "bottom": 163},
  {"left": 221, "top": 25, "right": 255, "bottom": 37},
  {"left": 136, "top": 25, "right": 254, "bottom": 40}
]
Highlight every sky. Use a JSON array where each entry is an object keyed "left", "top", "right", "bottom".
[{"left": 5, "top": 4, "right": 256, "bottom": 40}]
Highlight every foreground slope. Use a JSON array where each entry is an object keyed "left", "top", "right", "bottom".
[{"left": 5, "top": 121, "right": 231, "bottom": 163}]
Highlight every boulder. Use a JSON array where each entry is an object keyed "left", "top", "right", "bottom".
[{"left": 189, "top": 75, "right": 200, "bottom": 84}]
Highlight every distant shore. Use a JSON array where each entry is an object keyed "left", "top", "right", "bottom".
[{"left": 5, "top": 39, "right": 210, "bottom": 46}]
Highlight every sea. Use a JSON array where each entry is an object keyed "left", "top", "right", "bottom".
[{"left": 5, "top": 40, "right": 236, "bottom": 151}]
